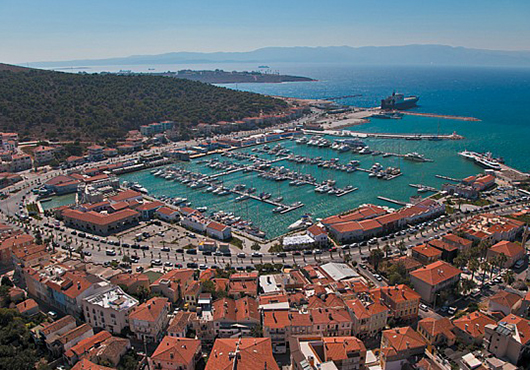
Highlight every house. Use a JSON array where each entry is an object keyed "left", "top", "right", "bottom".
[
  {"left": 442, "top": 233, "right": 473, "bottom": 252},
  {"left": 452, "top": 311, "right": 496, "bottom": 345},
  {"left": 129, "top": 297, "right": 170, "bottom": 342},
  {"left": 206, "top": 221, "right": 232, "bottom": 240},
  {"left": 488, "top": 291, "right": 522, "bottom": 316},
  {"left": 457, "top": 214, "right": 523, "bottom": 242},
  {"left": 228, "top": 272, "right": 258, "bottom": 298},
  {"left": 16, "top": 298, "right": 39, "bottom": 316},
  {"left": 24, "top": 266, "right": 109, "bottom": 317},
  {"left": 38, "top": 315, "right": 81, "bottom": 355},
  {"left": 427, "top": 239, "right": 459, "bottom": 263},
  {"left": 346, "top": 298, "right": 389, "bottom": 338},
  {"left": 156, "top": 206, "right": 179, "bottom": 222},
  {"left": 150, "top": 269, "right": 195, "bottom": 303},
  {"left": 108, "top": 189, "right": 143, "bottom": 204},
  {"left": 167, "top": 311, "right": 197, "bottom": 338},
  {"left": 109, "top": 272, "right": 150, "bottom": 295},
  {"left": 150, "top": 336, "right": 201, "bottom": 370},
  {"left": 48, "top": 324, "right": 94, "bottom": 357},
  {"left": 409, "top": 261, "right": 462, "bottom": 303},
  {"left": 71, "top": 359, "right": 114, "bottom": 370},
  {"left": 204, "top": 338, "right": 280, "bottom": 370},
  {"left": 211, "top": 297, "right": 259, "bottom": 338},
  {"left": 290, "top": 335, "right": 367, "bottom": 370},
  {"left": 417, "top": 317, "right": 456, "bottom": 347},
  {"left": 87, "top": 145, "right": 104, "bottom": 161},
  {"left": 64, "top": 331, "right": 130, "bottom": 367},
  {"left": 371, "top": 284, "right": 421, "bottom": 321},
  {"left": 411, "top": 245, "right": 442, "bottom": 265},
  {"left": 82, "top": 286, "right": 139, "bottom": 334},
  {"left": 380, "top": 327, "right": 427, "bottom": 370},
  {"left": 487, "top": 241, "right": 525, "bottom": 268},
  {"left": 33, "top": 145, "right": 56, "bottom": 164},
  {"left": 484, "top": 314, "right": 530, "bottom": 366},
  {"left": 0, "top": 233, "right": 34, "bottom": 265}
]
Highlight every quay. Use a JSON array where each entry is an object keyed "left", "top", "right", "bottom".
[
  {"left": 399, "top": 111, "right": 481, "bottom": 122},
  {"left": 303, "top": 129, "right": 464, "bottom": 141},
  {"left": 377, "top": 196, "right": 408, "bottom": 206},
  {"left": 435, "top": 174, "right": 461, "bottom": 182},
  {"left": 409, "top": 184, "right": 438, "bottom": 192}
]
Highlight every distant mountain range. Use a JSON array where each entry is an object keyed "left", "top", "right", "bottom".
[{"left": 31, "top": 45, "right": 530, "bottom": 68}]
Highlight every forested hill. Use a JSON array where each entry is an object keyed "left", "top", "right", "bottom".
[{"left": 0, "top": 64, "right": 288, "bottom": 141}]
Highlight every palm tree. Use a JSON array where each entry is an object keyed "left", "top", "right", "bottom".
[{"left": 468, "top": 259, "right": 479, "bottom": 281}]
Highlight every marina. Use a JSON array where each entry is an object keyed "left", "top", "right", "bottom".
[{"left": 117, "top": 126, "right": 485, "bottom": 239}]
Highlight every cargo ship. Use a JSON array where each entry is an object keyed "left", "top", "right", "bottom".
[{"left": 381, "top": 92, "right": 419, "bottom": 110}]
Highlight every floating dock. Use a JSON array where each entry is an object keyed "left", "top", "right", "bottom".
[
  {"left": 230, "top": 189, "right": 303, "bottom": 214},
  {"left": 336, "top": 187, "right": 359, "bottom": 197}
]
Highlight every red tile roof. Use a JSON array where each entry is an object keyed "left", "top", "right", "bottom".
[
  {"left": 16, "top": 298, "right": 38, "bottom": 314},
  {"left": 410, "top": 261, "right": 461, "bottom": 286},
  {"left": 129, "top": 297, "right": 169, "bottom": 322},
  {"left": 489, "top": 291, "right": 521, "bottom": 309},
  {"left": 381, "top": 326, "right": 427, "bottom": 357},
  {"left": 109, "top": 189, "right": 142, "bottom": 202},
  {"left": 151, "top": 336, "right": 201, "bottom": 365},
  {"left": 322, "top": 336, "right": 366, "bottom": 361},
  {"left": 65, "top": 331, "right": 112, "bottom": 359},
  {"left": 453, "top": 311, "right": 495, "bottom": 339},
  {"left": 205, "top": 338, "right": 279, "bottom": 370},
  {"left": 489, "top": 241, "right": 524, "bottom": 258},
  {"left": 71, "top": 359, "right": 114, "bottom": 370},
  {"left": 412, "top": 244, "right": 443, "bottom": 258},
  {"left": 62, "top": 208, "right": 139, "bottom": 226}
]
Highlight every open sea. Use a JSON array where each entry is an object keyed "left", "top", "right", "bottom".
[{"left": 43, "top": 63, "right": 530, "bottom": 239}]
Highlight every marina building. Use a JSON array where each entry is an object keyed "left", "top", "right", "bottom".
[{"left": 61, "top": 208, "right": 140, "bottom": 236}]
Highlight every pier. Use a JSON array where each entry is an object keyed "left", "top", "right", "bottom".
[
  {"left": 399, "top": 111, "right": 481, "bottom": 122},
  {"left": 409, "top": 184, "right": 438, "bottom": 192},
  {"left": 336, "top": 187, "right": 358, "bottom": 197},
  {"left": 435, "top": 174, "right": 461, "bottom": 182},
  {"left": 230, "top": 189, "right": 303, "bottom": 214},
  {"left": 377, "top": 196, "right": 408, "bottom": 206},
  {"left": 303, "top": 129, "right": 464, "bottom": 141}
]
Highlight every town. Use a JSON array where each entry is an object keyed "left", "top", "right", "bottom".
[{"left": 0, "top": 96, "right": 530, "bottom": 370}]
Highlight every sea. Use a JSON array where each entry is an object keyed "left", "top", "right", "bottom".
[{"left": 42, "top": 63, "right": 530, "bottom": 239}]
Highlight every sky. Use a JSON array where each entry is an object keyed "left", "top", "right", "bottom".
[{"left": 1, "top": 0, "right": 530, "bottom": 64}]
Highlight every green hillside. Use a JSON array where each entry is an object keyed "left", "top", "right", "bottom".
[{"left": 0, "top": 64, "right": 288, "bottom": 141}]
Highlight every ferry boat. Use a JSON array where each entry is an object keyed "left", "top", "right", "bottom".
[
  {"left": 381, "top": 92, "right": 419, "bottom": 110},
  {"left": 458, "top": 150, "right": 502, "bottom": 170}
]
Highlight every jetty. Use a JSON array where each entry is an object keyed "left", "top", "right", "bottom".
[
  {"left": 336, "top": 187, "right": 358, "bottom": 197},
  {"left": 435, "top": 174, "right": 461, "bottom": 182},
  {"left": 230, "top": 189, "right": 303, "bottom": 214},
  {"left": 399, "top": 111, "right": 481, "bottom": 122},
  {"left": 303, "top": 129, "right": 464, "bottom": 141},
  {"left": 409, "top": 184, "right": 438, "bottom": 192},
  {"left": 377, "top": 196, "right": 408, "bottom": 206}
]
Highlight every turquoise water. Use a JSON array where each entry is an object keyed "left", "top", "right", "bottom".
[
  {"left": 44, "top": 64, "right": 530, "bottom": 238},
  {"left": 119, "top": 134, "right": 481, "bottom": 239}
]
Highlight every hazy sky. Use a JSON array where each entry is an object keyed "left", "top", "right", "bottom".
[{"left": 1, "top": 0, "right": 529, "bottom": 64}]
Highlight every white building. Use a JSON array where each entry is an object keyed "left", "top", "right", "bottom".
[{"left": 82, "top": 286, "right": 138, "bottom": 335}]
